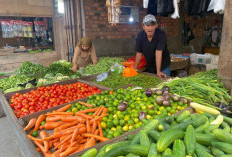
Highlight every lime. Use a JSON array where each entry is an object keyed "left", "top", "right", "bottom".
[
  {"left": 135, "top": 123, "right": 141, "bottom": 129},
  {"left": 128, "top": 119, "right": 134, "bottom": 125},
  {"left": 120, "top": 119, "right": 126, "bottom": 126},
  {"left": 170, "top": 109, "right": 176, "bottom": 114},
  {"left": 107, "top": 121, "right": 113, "bottom": 129},
  {"left": 108, "top": 130, "right": 114, "bottom": 135},
  {"left": 106, "top": 134, "right": 113, "bottom": 139},
  {"left": 177, "top": 106, "right": 182, "bottom": 110},
  {"left": 148, "top": 110, "right": 155, "bottom": 115},
  {"left": 72, "top": 107, "right": 78, "bottom": 112},
  {"left": 89, "top": 95, "right": 93, "bottom": 99},
  {"left": 105, "top": 128, "right": 110, "bottom": 133},
  {"left": 122, "top": 125, "right": 129, "bottom": 132},
  {"left": 118, "top": 129, "right": 124, "bottom": 135},
  {"left": 113, "top": 101, "right": 118, "bottom": 106},
  {"left": 108, "top": 107, "right": 114, "bottom": 113},
  {"left": 40, "top": 121, "right": 46, "bottom": 125},
  {"left": 31, "top": 131, "right": 38, "bottom": 137},
  {"left": 157, "top": 124, "right": 164, "bottom": 131},
  {"left": 134, "top": 118, "right": 140, "bottom": 124},
  {"left": 146, "top": 115, "right": 152, "bottom": 119},
  {"left": 116, "top": 125, "right": 122, "bottom": 130},
  {"left": 124, "top": 115, "right": 130, "bottom": 122},
  {"left": 113, "top": 131, "right": 120, "bottom": 138},
  {"left": 113, "top": 119, "right": 119, "bottom": 126},
  {"left": 111, "top": 127, "right": 117, "bottom": 131},
  {"left": 101, "top": 122, "right": 107, "bottom": 129},
  {"left": 177, "top": 101, "right": 184, "bottom": 106},
  {"left": 102, "top": 116, "right": 108, "bottom": 122},
  {"left": 103, "top": 132, "right": 107, "bottom": 137}
]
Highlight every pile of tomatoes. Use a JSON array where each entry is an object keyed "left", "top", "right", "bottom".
[{"left": 10, "top": 83, "right": 101, "bottom": 118}]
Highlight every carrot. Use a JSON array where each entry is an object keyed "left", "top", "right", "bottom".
[
  {"left": 71, "top": 128, "right": 79, "bottom": 144},
  {"left": 86, "top": 119, "right": 91, "bottom": 133},
  {"left": 49, "top": 141, "right": 53, "bottom": 149},
  {"left": 97, "top": 107, "right": 105, "bottom": 116},
  {"left": 39, "top": 125, "right": 45, "bottom": 130},
  {"left": 59, "top": 143, "right": 70, "bottom": 153},
  {"left": 76, "top": 136, "right": 84, "bottom": 143},
  {"left": 27, "top": 135, "right": 43, "bottom": 142},
  {"left": 46, "top": 115, "right": 67, "bottom": 122},
  {"left": 46, "top": 112, "right": 74, "bottom": 116},
  {"left": 36, "top": 147, "right": 41, "bottom": 152},
  {"left": 61, "top": 116, "right": 85, "bottom": 123},
  {"left": 24, "top": 118, "right": 37, "bottom": 131},
  {"left": 102, "top": 108, "right": 108, "bottom": 115},
  {"left": 55, "top": 120, "right": 79, "bottom": 132},
  {"left": 94, "top": 129, "right": 99, "bottom": 135},
  {"left": 33, "top": 114, "right": 46, "bottom": 132},
  {"left": 79, "top": 138, "right": 87, "bottom": 144},
  {"left": 91, "top": 121, "right": 97, "bottom": 134},
  {"left": 98, "top": 121, "right": 103, "bottom": 137},
  {"left": 60, "top": 134, "right": 69, "bottom": 141},
  {"left": 74, "top": 144, "right": 84, "bottom": 153},
  {"left": 60, "top": 147, "right": 79, "bottom": 157},
  {"left": 54, "top": 134, "right": 72, "bottom": 149},
  {"left": 56, "top": 104, "right": 72, "bottom": 112},
  {"left": 44, "top": 121, "right": 63, "bottom": 130},
  {"left": 84, "top": 137, "right": 96, "bottom": 149},
  {"left": 42, "top": 135, "right": 54, "bottom": 141},
  {"left": 40, "top": 131, "right": 49, "bottom": 152},
  {"left": 81, "top": 133, "right": 109, "bottom": 142},
  {"left": 78, "top": 108, "right": 99, "bottom": 114},
  {"left": 54, "top": 127, "right": 86, "bottom": 139},
  {"left": 90, "top": 114, "right": 107, "bottom": 123},
  {"left": 34, "top": 141, "right": 51, "bottom": 156},
  {"left": 68, "top": 141, "right": 78, "bottom": 149},
  {"left": 78, "top": 101, "right": 93, "bottom": 108},
  {"left": 93, "top": 107, "right": 102, "bottom": 116},
  {"left": 75, "top": 112, "right": 93, "bottom": 119}
]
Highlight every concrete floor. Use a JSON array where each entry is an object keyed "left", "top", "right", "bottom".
[{"left": 0, "top": 117, "right": 24, "bottom": 157}]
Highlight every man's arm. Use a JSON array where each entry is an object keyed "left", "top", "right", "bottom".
[
  {"left": 156, "top": 50, "right": 167, "bottom": 79},
  {"left": 135, "top": 52, "right": 143, "bottom": 69},
  {"left": 72, "top": 47, "right": 80, "bottom": 72}
]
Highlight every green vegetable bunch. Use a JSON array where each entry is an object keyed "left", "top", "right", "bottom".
[{"left": 82, "top": 57, "right": 125, "bottom": 75}]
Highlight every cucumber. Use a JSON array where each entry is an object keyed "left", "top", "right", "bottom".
[
  {"left": 192, "top": 153, "right": 197, "bottom": 157},
  {"left": 196, "top": 120, "right": 209, "bottom": 133},
  {"left": 221, "top": 122, "right": 231, "bottom": 133},
  {"left": 196, "top": 148, "right": 214, "bottom": 157},
  {"left": 164, "top": 116, "right": 174, "bottom": 124},
  {"left": 211, "top": 146, "right": 225, "bottom": 157},
  {"left": 221, "top": 155, "right": 232, "bottom": 157},
  {"left": 130, "top": 134, "right": 140, "bottom": 145},
  {"left": 125, "top": 153, "right": 140, "bottom": 157},
  {"left": 96, "top": 144, "right": 109, "bottom": 157},
  {"left": 183, "top": 117, "right": 192, "bottom": 123},
  {"left": 125, "top": 134, "right": 136, "bottom": 141},
  {"left": 213, "top": 129, "right": 232, "bottom": 144},
  {"left": 176, "top": 110, "right": 190, "bottom": 122},
  {"left": 196, "top": 133, "right": 218, "bottom": 146},
  {"left": 184, "top": 125, "right": 196, "bottom": 155},
  {"left": 204, "top": 113, "right": 216, "bottom": 119},
  {"left": 211, "top": 142, "right": 232, "bottom": 154},
  {"left": 171, "top": 120, "right": 193, "bottom": 131},
  {"left": 140, "top": 130, "right": 150, "bottom": 148},
  {"left": 103, "top": 147, "right": 126, "bottom": 157},
  {"left": 194, "top": 114, "right": 208, "bottom": 128},
  {"left": 170, "top": 121, "right": 178, "bottom": 128},
  {"left": 148, "top": 143, "right": 158, "bottom": 157},
  {"left": 223, "top": 116, "right": 232, "bottom": 126},
  {"left": 105, "top": 141, "right": 130, "bottom": 152},
  {"left": 162, "top": 148, "right": 172, "bottom": 156},
  {"left": 207, "top": 124, "right": 219, "bottom": 133},
  {"left": 162, "top": 156, "right": 178, "bottom": 157},
  {"left": 173, "top": 139, "right": 185, "bottom": 157},
  {"left": 81, "top": 148, "right": 97, "bottom": 157},
  {"left": 143, "top": 119, "right": 159, "bottom": 132},
  {"left": 123, "top": 145, "right": 150, "bottom": 156},
  {"left": 157, "top": 117, "right": 170, "bottom": 131},
  {"left": 149, "top": 130, "right": 161, "bottom": 142},
  {"left": 196, "top": 143, "right": 211, "bottom": 153},
  {"left": 157, "top": 129, "right": 184, "bottom": 152}
]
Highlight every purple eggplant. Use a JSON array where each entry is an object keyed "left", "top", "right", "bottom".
[
  {"left": 163, "top": 100, "right": 171, "bottom": 106},
  {"left": 118, "top": 101, "right": 128, "bottom": 111},
  {"left": 154, "top": 89, "right": 163, "bottom": 95},
  {"left": 139, "top": 111, "right": 146, "bottom": 121},
  {"left": 171, "top": 94, "right": 179, "bottom": 102},
  {"left": 145, "top": 89, "right": 153, "bottom": 97},
  {"left": 155, "top": 96, "right": 165, "bottom": 105}
]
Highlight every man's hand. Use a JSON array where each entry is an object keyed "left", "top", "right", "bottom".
[
  {"left": 157, "top": 71, "right": 167, "bottom": 79},
  {"left": 72, "top": 66, "right": 77, "bottom": 72}
]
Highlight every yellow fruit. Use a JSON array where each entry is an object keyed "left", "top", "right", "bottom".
[
  {"left": 123, "top": 125, "right": 129, "bottom": 132},
  {"left": 157, "top": 111, "right": 161, "bottom": 115},
  {"left": 111, "top": 127, "right": 117, "bottom": 131},
  {"left": 129, "top": 125, "right": 133, "bottom": 130},
  {"left": 146, "top": 115, "right": 152, "bottom": 119}
]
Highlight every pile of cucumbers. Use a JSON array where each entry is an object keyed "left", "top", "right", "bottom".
[{"left": 80, "top": 110, "right": 232, "bottom": 157}]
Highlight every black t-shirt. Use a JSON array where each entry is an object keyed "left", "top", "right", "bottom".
[{"left": 135, "top": 29, "right": 171, "bottom": 73}]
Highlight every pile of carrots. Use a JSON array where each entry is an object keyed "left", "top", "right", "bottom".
[{"left": 23, "top": 103, "right": 109, "bottom": 157}]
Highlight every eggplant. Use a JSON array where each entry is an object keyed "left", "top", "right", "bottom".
[
  {"left": 163, "top": 94, "right": 171, "bottom": 100},
  {"left": 139, "top": 111, "right": 146, "bottom": 121},
  {"left": 163, "top": 86, "right": 170, "bottom": 93},
  {"left": 145, "top": 89, "right": 153, "bottom": 97},
  {"left": 163, "top": 100, "right": 171, "bottom": 106},
  {"left": 170, "top": 94, "right": 179, "bottom": 102},
  {"left": 154, "top": 89, "right": 163, "bottom": 95},
  {"left": 155, "top": 96, "right": 165, "bottom": 105},
  {"left": 118, "top": 101, "right": 128, "bottom": 111}
]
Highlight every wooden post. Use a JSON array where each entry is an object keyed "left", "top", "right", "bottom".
[{"left": 218, "top": 0, "right": 232, "bottom": 91}]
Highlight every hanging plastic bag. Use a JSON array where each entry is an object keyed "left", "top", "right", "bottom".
[
  {"left": 143, "top": 0, "right": 149, "bottom": 8},
  {"left": 207, "top": 0, "right": 225, "bottom": 14},
  {"left": 110, "top": 62, "right": 124, "bottom": 73},
  {"left": 171, "top": 0, "right": 180, "bottom": 19}
]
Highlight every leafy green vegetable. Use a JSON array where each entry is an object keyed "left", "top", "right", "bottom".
[
  {"left": 93, "top": 72, "right": 162, "bottom": 89},
  {"left": 81, "top": 57, "right": 125, "bottom": 75}
]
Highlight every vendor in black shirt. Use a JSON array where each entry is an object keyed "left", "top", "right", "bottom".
[{"left": 135, "top": 14, "right": 171, "bottom": 79}]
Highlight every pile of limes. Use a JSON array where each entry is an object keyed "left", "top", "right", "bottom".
[{"left": 86, "top": 87, "right": 188, "bottom": 139}]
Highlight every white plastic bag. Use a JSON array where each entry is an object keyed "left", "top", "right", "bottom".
[
  {"left": 171, "top": 0, "right": 180, "bottom": 19},
  {"left": 110, "top": 62, "right": 124, "bottom": 73},
  {"left": 96, "top": 72, "right": 109, "bottom": 82},
  {"left": 143, "top": 0, "right": 149, "bottom": 8},
  {"left": 207, "top": 0, "right": 225, "bottom": 14}
]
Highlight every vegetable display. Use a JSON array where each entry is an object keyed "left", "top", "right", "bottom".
[
  {"left": 10, "top": 83, "right": 101, "bottom": 118},
  {"left": 81, "top": 108, "right": 232, "bottom": 157},
  {"left": 85, "top": 87, "right": 188, "bottom": 138},
  {"left": 93, "top": 72, "right": 162, "bottom": 89},
  {"left": 24, "top": 104, "right": 109, "bottom": 157},
  {"left": 80, "top": 57, "right": 125, "bottom": 75},
  {"left": 157, "top": 69, "right": 232, "bottom": 107}
]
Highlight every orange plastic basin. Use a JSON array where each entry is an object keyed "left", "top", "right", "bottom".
[{"left": 122, "top": 62, "right": 136, "bottom": 67}]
